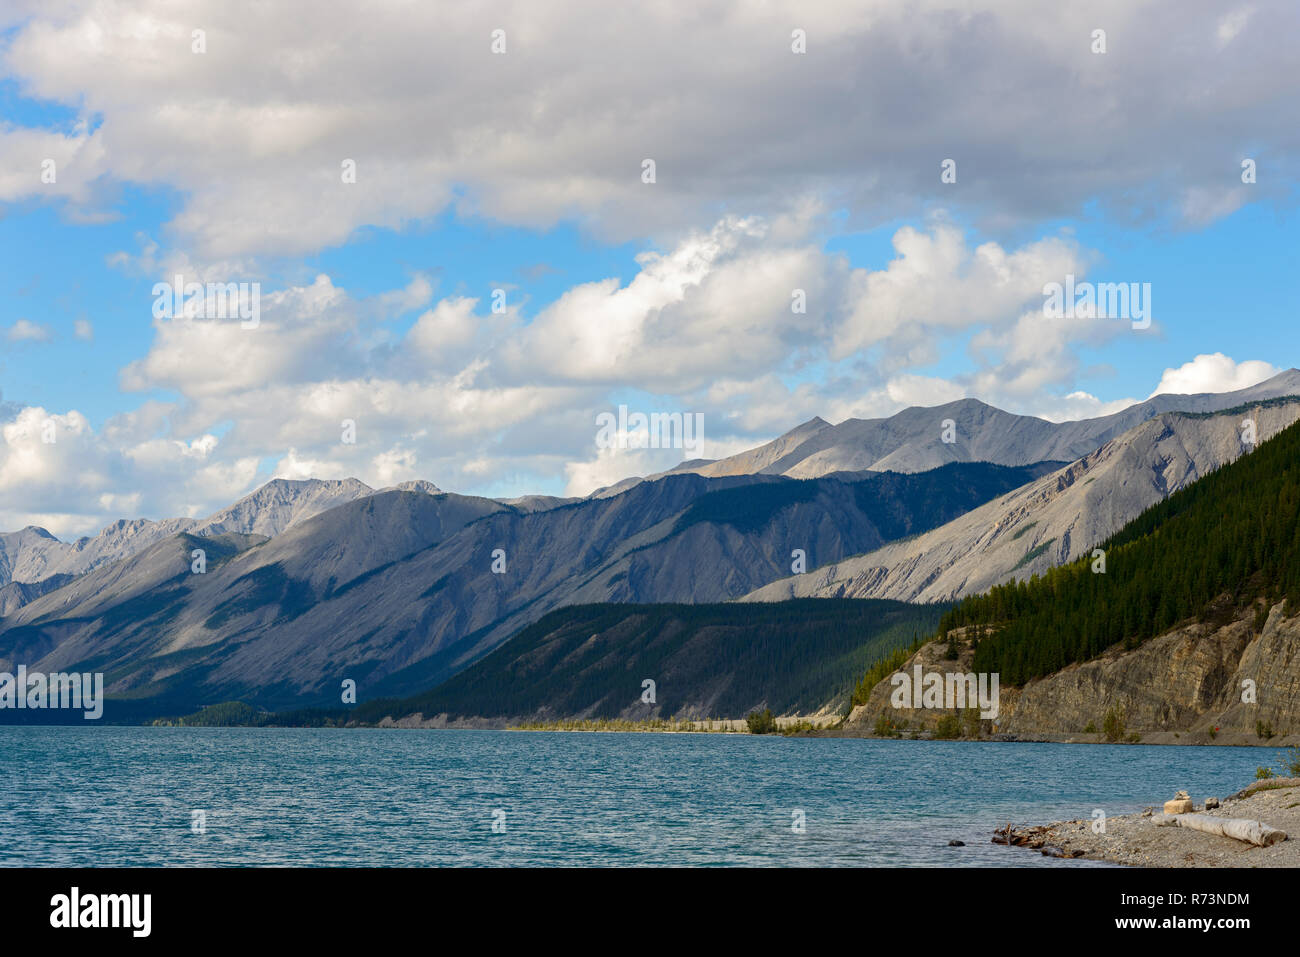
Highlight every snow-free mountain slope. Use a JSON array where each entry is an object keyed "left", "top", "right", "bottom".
[
  {"left": 743, "top": 398, "right": 1300, "bottom": 605},
  {"left": 674, "top": 369, "right": 1300, "bottom": 480}
]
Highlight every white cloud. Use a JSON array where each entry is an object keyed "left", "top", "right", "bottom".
[
  {"left": 2, "top": 1, "right": 1296, "bottom": 261},
  {"left": 1149, "top": 353, "right": 1279, "bottom": 397},
  {"left": 1217, "top": 6, "right": 1255, "bottom": 47},
  {"left": 372, "top": 274, "right": 434, "bottom": 317},
  {"left": 1, "top": 211, "right": 1286, "bottom": 535},
  {"left": 0, "top": 405, "right": 260, "bottom": 537},
  {"left": 5, "top": 318, "right": 54, "bottom": 343}
]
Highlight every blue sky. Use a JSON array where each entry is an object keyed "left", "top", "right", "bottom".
[
  {"left": 1, "top": 1, "right": 1297, "bottom": 536},
  {"left": 7, "top": 179, "right": 1293, "bottom": 430}
]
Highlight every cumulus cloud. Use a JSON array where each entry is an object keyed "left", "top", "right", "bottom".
[
  {"left": 3, "top": 1, "right": 1296, "bottom": 531},
  {"left": 0, "top": 405, "right": 260, "bottom": 536},
  {"left": 1149, "top": 353, "right": 1280, "bottom": 397},
  {"left": 5, "top": 318, "right": 54, "bottom": 343},
  {"left": 2, "top": 229, "right": 1285, "bottom": 531},
  {"left": 2, "top": 1, "right": 1296, "bottom": 260},
  {"left": 4, "top": 213, "right": 1178, "bottom": 531}
]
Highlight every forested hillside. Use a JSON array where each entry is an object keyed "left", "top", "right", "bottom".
[
  {"left": 937, "top": 417, "right": 1300, "bottom": 685},
  {"left": 352, "top": 598, "right": 946, "bottom": 723}
]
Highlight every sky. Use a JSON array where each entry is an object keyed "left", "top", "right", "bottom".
[{"left": 1, "top": 0, "right": 1298, "bottom": 538}]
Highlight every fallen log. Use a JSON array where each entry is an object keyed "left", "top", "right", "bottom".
[{"left": 1155, "top": 813, "right": 1287, "bottom": 847}]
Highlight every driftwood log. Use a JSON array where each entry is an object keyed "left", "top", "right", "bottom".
[{"left": 1155, "top": 813, "right": 1287, "bottom": 847}]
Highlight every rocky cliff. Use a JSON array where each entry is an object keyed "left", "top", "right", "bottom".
[{"left": 847, "top": 602, "right": 1300, "bottom": 745}]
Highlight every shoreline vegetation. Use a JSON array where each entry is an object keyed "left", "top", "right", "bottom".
[
  {"left": 509, "top": 711, "right": 837, "bottom": 735},
  {"left": 149, "top": 702, "right": 842, "bottom": 736},
  {"left": 144, "top": 699, "right": 1299, "bottom": 748}
]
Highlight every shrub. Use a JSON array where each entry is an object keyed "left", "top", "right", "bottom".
[
  {"left": 1083, "top": 720, "right": 1097, "bottom": 734},
  {"left": 1256, "top": 719, "right": 1274, "bottom": 740},
  {"left": 873, "top": 712, "right": 899, "bottom": 737},
  {"left": 746, "top": 708, "right": 777, "bottom": 734},
  {"left": 1256, "top": 766, "right": 1275, "bottom": 780},
  {"left": 1102, "top": 706, "right": 1126, "bottom": 743},
  {"left": 934, "top": 713, "right": 962, "bottom": 740},
  {"left": 779, "top": 720, "right": 818, "bottom": 736},
  {"left": 1278, "top": 747, "right": 1300, "bottom": 777}
]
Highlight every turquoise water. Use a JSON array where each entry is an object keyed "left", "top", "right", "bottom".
[{"left": 0, "top": 727, "right": 1274, "bottom": 866}]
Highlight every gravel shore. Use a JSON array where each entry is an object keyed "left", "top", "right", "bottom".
[{"left": 1003, "top": 778, "right": 1300, "bottom": 867}]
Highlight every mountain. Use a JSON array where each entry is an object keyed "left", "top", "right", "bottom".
[
  {"left": 0, "top": 490, "right": 509, "bottom": 720},
  {"left": 743, "top": 397, "right": 1300, "bottom": 605},
  {"left": 204, "top": 477, "right": 378, "bottom": 536},
  {"left": 532, "top": 462, "right": 1058, "bottom": 609},
  {"left": 383, "top": 480, "right": 443, "bottom": 495},
  {"left": 10, "top": 372, "right": 1296, "bottom": 593},
  {"left": 1, "top": 518, "right": 194, "bottom": 588},
  {"left": 333, "top": 599, "right": 946, "bottom": 726},
  {"left": 664, "top": 369, "right": 1300, "bottom": 480},
  {"left": 662, "top": 415, "right": 832, "bottom": 477},
  {"left": 847, "top": 411, "right": 1300, "bottom": 741},
  {"left": 0, "top": 463, "right": 1047, "bottom": 718},
  {"left": 0, "top": 573, "right": 75, "bottom": 617},
  {"left": 0, "top": 477, "right": 376, "bottom": 589},
  {"left": 7, "top": 374, "right": 1300, "bottom": 723}
]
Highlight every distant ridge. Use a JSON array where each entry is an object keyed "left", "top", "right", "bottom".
[
  {"left": 657, "top": 368, "right": 1300, "bottom": 482},
  {"left": 744, "top": 397, "right": 1300, "bottom": 605}
]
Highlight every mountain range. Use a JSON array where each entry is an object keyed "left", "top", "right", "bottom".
[
  {"left": 3, "top": 369, "right": 1299, "bottom": 722},
  {"left": 659, "top": 369, "right": 1300, "bottom": 479},
  {"left": 743, "top": 396, "right": 1300, "bottom": 605}
]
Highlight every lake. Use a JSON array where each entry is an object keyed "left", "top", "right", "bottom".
[{"left": 0, "top": 727, "right": 1273, "bottom": 866}]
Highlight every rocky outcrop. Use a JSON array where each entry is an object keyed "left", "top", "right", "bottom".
[{"left": 848, "top": 602, "right": 1300, "bottom": 742}]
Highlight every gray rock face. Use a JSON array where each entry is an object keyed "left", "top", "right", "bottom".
[
  {"left": 742, "top": 400, "right": 1300, "bottom": 605},
  {"left": 0, "top": 518, "right": 197, "bottom": 588},
  {"left": 845, "top": 602, "right": 1300, "bottom": 740},
  {"left": 995, "top": 602, "right": 1300, "bottom": 738},
  {"left": 669, "top": 416, "right": 832, "bottom": 477},
  {"left": 382, "top": 479, "right": 443, "bottom": 495},
  {"left": 201, "top": 477, "right": 378, "bottom": 537}
]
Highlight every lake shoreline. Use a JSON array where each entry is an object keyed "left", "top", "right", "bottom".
[
  {"left": 127, "top": 712, "right": 1300, "bottom": 747},
  {"left": 1003, "top": 778, "right": 1300, "bottom": 867}
]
